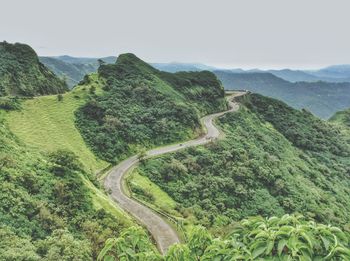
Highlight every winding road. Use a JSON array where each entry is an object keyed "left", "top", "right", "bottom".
[{"left": 104, "top": 92, "right": 245, "bottom": 254}]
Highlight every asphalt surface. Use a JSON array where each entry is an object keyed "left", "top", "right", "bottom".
[{"left": 104, "top": 92, "right": 245, "bottom": 254}]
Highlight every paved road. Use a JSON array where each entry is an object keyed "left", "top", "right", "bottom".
[{"left": 104, "top": 92, "right": 245, "bottom": 254}]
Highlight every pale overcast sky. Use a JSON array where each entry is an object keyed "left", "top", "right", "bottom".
[{"left": 1, "top": 0, "right": 349, "bottom": 69}]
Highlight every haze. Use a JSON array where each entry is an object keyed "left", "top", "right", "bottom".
[{"left": 1, "top": 0, "right": 350, "bottom": 69}]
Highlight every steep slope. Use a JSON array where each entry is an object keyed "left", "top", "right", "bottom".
[
  {"left": 214, "top": 70, "right": 350, "bottom": 119},
  {"left": 75, "top": 53, "right": 226, "bottom": 163},
  {"left": 132, "top": 93, "right": 350, "bottom": 230},
  {"left": 0, "top": 42, "right": 67, "bottom": 96},
  {"left": 5, "top": 74, "right": 107, "bottom": 173},
  {"left": 0, "top": 112, "right": 133, "bottom": 260}
]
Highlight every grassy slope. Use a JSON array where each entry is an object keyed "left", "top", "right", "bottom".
[
  {"left": 128, "top": 170, "right": 180, "bottom": 216},
  {"left": 5, "top": 74, "right": 108, "bottom": 173},
  {"left": 0, "top": 112, "right": 133, "bottom": 259},
  {"left": 2, "top": 73, "right": 129, "bottom": 220}
]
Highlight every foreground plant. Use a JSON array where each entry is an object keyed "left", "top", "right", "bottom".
[{"left": 98, "top": 214, "right": 350, "bottom": 260}]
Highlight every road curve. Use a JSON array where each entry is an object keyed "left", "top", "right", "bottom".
[{"left": 104, "top": 91, "right": 245, "bottom": 254}]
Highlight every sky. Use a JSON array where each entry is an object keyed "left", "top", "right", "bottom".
[{"left": 1, "top": 0, "right": 350, "bottom": 69}]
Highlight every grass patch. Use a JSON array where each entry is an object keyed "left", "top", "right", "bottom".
[
  {"left": 128, "top": 170, "right": 180, "bottom": 217},
  {"left": 5, "top": 74, "right": 108, "bottom": 173},
  {"left": 80, "top": 174, "right": 133, "bottom": 226}
]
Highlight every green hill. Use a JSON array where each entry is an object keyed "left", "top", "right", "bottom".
[
  {"left": 0, "top": 42, "right": 68, "bottom": 97},
  {"left": 131, "top": 93, "right": 350, "bottom": 231},
  {"left": 76, "top": 53, "right": 226, "bottom": 163}
]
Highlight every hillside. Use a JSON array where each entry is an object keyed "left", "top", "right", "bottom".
[
  {"left": 0, "top": 110, "right": 134, "bottom": 260},
  {"left": 214, "top": 70, "right": 350, "bottom": 119},
  {"left": 75, "top": 53, "right": 226, "bottom": 163},
  {"left": 0, "top": 42, "right": 67, "bottom": 97},
  {"left": 330, "top": 108, "right": 350, "bottom": 127},
  {"left": 5, "top": 74, "right": 107, "bottom": 172},
  {"left": 130, "top": 93, "right": 350, "bottom": 231}
]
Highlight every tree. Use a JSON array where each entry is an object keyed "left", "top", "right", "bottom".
[
  {"left": 97, "top": 226, "right": 161, "bottom": 261},
  {"left": 57, "top": 94, "right": 63, "bottom": 101},
  {"left": 0, "top": 153, "right": 15, "bottom": 171},
  {"left": 97, "top": 59, "right": 106, "bottom": 67},
  {"left": 49, "top": 150, "right": 82, "bottom": 176},
  {"left": 90, "top": 86, "right": 96, "bottom": 95},
  {"left": 138, "top": 148, "right": 148, "bottom": 162},
  {"left": 36, "top": 229, "right": 92, "bottom": 261}
]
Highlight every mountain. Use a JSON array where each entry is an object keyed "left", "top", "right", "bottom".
[
  {"left": 309, "top": 64, "right": 350, "bottom": 81},
  {"left": 0, "top": 42, "right": 67, "bottom": 97},
  {"left": 0, "top": 52, "right": 227, "bottom": 258},
  {"left": 75, "top": 53, "right": 226, "bottom": 163},
  {"left": 213, "top": 70, "right": 350, "bottom": 119},
  {"left": 39, "top": 56, "right": 97, "bottom": 87},
  {"left": 0, "top": 93, "right": 133, "bottom": 259},
  {"left": 132, "top": 93, "right": 350, "bottom": 229},
  {"left": 151, "top": 62, "right": 216, "bottom": 73},
  {"left": 39, "top": 56, "right": 117, "bottom": 88},
  {"left": 267, "top": 69, "right": 322, "bottom": 82},
  {"left": 54, "top": 55, "right": 117, "bottom": 65}
]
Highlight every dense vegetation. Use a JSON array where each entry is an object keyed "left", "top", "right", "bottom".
[
  {"left": 330, "top": 108, "right": 350, "bottom": 128},
  {"left": 134, "top": 93, "right": 350, "bottom": 230},
  {"left": 214, "top": 70, "right": 350, "bottom": 119},
  {"left": 75, "top": 53, "right": 226, "bottom": 163},
  {"left": 0, "top": 41, "right": 67, "bottom": 97},
  {"left": 0, "top": 112, "right": 133, "bottom": 260},
  {"left": 99, "top": 215, "right": 350, "bottom": 260}
]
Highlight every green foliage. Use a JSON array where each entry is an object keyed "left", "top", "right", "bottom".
[
  {"left": 238, "top": 93, "right": 350, "bottom": 156},
  {"left": 330, "top": 108, "right": 350, "bottom": 128},
  {"left": 0, "top": 226, "right": 40, "bottom": 261},
  {"left": 0, "top": 41, "right": 68, "bottom": 97},
  {"left": 0, "top": 96, "right": 22, "bottom": 110},
  {"left": 99, "top": 215, "right": 350, "bottom": 260},
  {"left": 97, "top": 226, "right": 161, "bottom": 261},
  {"left": 0, "top": 116, "right": 130, "bottom": 259},
  {"left": 76, "top": 53, "right": 226, "bottom": 163},
  {"left": 136, "top": 94, "right": 350, "bottom": 228},
  {"left": 36, "top": 229, "right": 92, "bottom": 260},
  {"left": 57, "top": 94, "right": 63, "bottom": 101}
]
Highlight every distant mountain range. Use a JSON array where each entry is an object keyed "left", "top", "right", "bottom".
[
  {"left": 39, "top": 55, "right": 350, "bottom": 86},
  {"left": 39, "top": 56, "right": 350, "bottom": 119}
]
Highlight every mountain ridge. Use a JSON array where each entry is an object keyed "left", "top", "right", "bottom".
[{"left": 0, "top": 42, "right": 67, "bottom": 97}]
